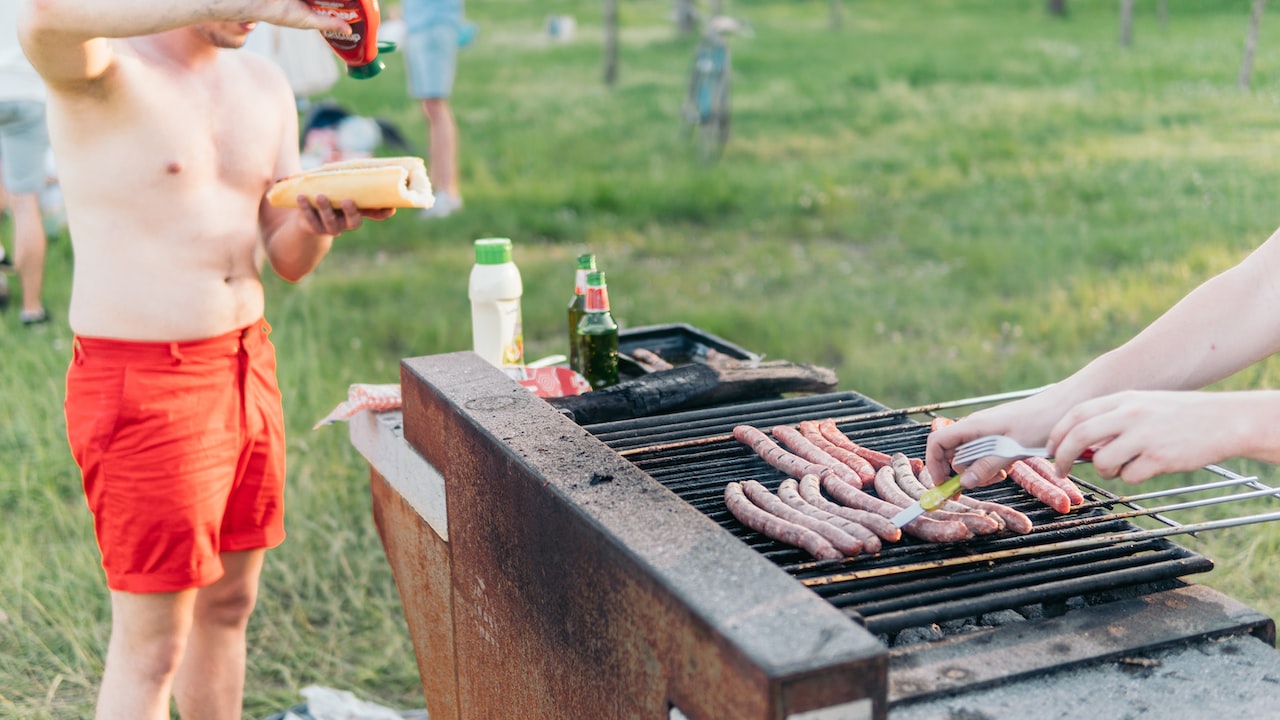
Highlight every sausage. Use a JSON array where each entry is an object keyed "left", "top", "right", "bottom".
[
  {"left": 819, "top": 420, "right": 893, "bottom": 470},
  {"left": 740, "top": 480, "right": 863, "bottom": 556},
  {"left": 778, "top": 477, "right": 882, "bottom": 553},
  {"left": 1024, "top": 456, "right": 1086, "bottom": 507},
  {"left": 889, "top": 455, "right": 1003, "bottom": 535},
  {"left": 873, "top": 463, "right": 916, "bottom": 509},
  {"left": 868, "top": 465, "right": 973, "bottom": 543},
  {"left": 797, "top": 473, "right": 901, "bottom": 543},
  {"left": 820, "top": 472, "right": 971, "bottom": 542},
  {"left": 918, "top": 467, "right": 1033, "bottom": 535},
  {"left": 798, "top": 420, "right": 877, "bottom": 485},
  {"left": 733, "top": 425, "right": 839, "bottom": 483},
  {"left": 630, "top": 347, "right": 675, "bottom": 372},
  {"left": 1008, "top": 460, "right": 1072, "bottom": 514},
  {"left": 817, "top": 418, "right": 924, "bottom": 474},
  {"left": 772, "top": 424, "right": 866, "bottom": 489},
  {"left": 724, "top": 482, "right": 842, "bottom": 561}
]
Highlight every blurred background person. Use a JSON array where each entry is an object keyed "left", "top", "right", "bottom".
[
  {"left": 402, "top": 0, "right": 470, "bottom": 219},
  {"left": 0, "top": 0, "right": 48, "bottom": 325}
]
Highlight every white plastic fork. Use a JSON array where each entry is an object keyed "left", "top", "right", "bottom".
[{"left": 952, "top": 435, "right": 1050, "bottom": 467}]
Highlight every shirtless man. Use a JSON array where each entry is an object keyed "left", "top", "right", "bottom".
[{"left": 18, "top": 2, "right": 389, "bottom": 718}]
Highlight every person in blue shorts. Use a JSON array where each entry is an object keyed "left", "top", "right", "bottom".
[
  {"left": 402, "top": 0, "right": 469, "bottom": 219},
  {"left": 0, "top": 0, "right": 49, "bottom": 325}
]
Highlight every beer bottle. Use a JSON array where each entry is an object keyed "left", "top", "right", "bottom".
[
  {"left": 567, "top": 253, "right": 596, "bottom": 374},
  {"left": 576, "top": 270, "right": 619, "bottom": 389}
]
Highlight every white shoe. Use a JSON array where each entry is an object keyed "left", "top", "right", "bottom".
[{"left": 419, "top": 192, "right": 463, "bottom": 219}]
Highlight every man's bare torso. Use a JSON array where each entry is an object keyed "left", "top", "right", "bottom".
[{"left": 50, "top": 31, "right": 293, "bottom": 341}]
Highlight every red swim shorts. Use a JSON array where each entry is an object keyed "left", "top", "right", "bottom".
[{"left": 64, "top": 319, "right": 287, "bottom": 594}]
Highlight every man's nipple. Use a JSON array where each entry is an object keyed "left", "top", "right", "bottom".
[{"left": 166, "top": 161, "right": 182, "bottom": 175}]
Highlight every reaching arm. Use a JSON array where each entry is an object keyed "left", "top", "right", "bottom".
[
  {"left": 18, "top": 0, "right": 347, "bottom": 89},
  {"left": 926, "top": 225, "right": 1280, "bottom": 486}
]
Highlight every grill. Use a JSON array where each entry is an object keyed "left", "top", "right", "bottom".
[
  {"left": 591, "top": 390, "right": 1276, "bottom": 639},
  {"left": 363, "top": 347, "right": 1280, "bottom": 720}
]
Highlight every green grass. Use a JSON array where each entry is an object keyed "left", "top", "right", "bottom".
[{"left": 7, "top": 0, "right": 1280, "bottom": 715}]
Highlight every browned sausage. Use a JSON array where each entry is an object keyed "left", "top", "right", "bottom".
[
  {"left": 1024, "top": 456, "right": 1085, "bottom": 507},
  {"left": 798, "top": 420, "right": 877, "bottom": 485},
  {"left": 772, "top": 424, "right": 866, "bottom": 489},
  {"left": 740, "top": 480, "right": 863, "bottom": 556},
  {"left": 733, "top": 425, "right": 839, "bottom": 483},
  {"left": 797, "top": 474, "right": 902, "bottom": 543},
  {"left": 724, "top": 482, "right": 841, "bottom": 561},
  {"left": 817, "top": 418, "right": 924, "bottom": 474},
  {"left": 867, "top": 465, "right": 973, "bottom": 543},
  {"left": 891, "top": 454, "right": 1003, "bottom": 535},
  {"left": 778, "top": 478, "right": 882, "bottom": 554},
  {"left": 918, "top": 467, "right": 1033, "bottom": 535},
  {"left": 1008, "top": 460, "right": 1071, "bottom": 514}
]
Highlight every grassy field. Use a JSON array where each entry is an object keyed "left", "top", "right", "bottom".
[{"left": 6, "top": 0, "right": 1280, "bottom": 716}]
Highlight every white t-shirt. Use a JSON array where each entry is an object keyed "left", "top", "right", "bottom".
[{"left": 0, "top": 0, "right": 45, "bottom": 103}]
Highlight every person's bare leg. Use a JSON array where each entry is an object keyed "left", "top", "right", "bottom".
[
  {"left": 96, "top": 588, "right": 196, "bottom": 720},
  {"left": 172, "top": 549, "right": 265, "bottom": 720},
  {"left": 422, "top": 97, "right": 459, "bottom": 200},
  {"left": 10, "top": 192, "right": 45, "bottom": 315}
]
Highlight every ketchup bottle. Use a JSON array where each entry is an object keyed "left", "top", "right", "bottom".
[{"left": 305, "top": 0, "right": 396, "bottom": 79}]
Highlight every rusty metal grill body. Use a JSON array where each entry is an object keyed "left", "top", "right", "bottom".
[{"left": 380, "top": 353, "right": 1277, "bottom": 720}]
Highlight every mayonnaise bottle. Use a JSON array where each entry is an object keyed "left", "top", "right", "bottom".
[{"left": 469, "top": 238, "right": 524, "bottom": 368}]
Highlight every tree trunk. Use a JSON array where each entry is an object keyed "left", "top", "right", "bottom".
[
  {"left": 1047, "top": 0, "right": 1067, "bottom": 17},
  {"left": 1158, "top": 0, "right": 1168, "bottom": 29},
  {"left": 675, "top": 0, "right": 697, "bottom": 35},
  {"left": 830, "top": 0, "right": 844, "bottom": 30},
  {"left": 603, "top": 0, "right": 618, "bottom": 86},
  {"left": 1119, "top": 0, "right": 1135, "bottom": 47},
  {"left": 1240, "top": 0, "right": 1267, "bottom": 90}
]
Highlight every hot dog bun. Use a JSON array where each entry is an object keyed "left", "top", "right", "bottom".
[{"left": 267, "top": 156, "right": 434, "bottom": 209}]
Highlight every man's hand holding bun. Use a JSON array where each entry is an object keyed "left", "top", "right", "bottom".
[
  {"left": 268, "top": 156, "right": 435, "bottom": 211},
  {"left": 297, "top": 195, "right": 396, "bottom": 236}
]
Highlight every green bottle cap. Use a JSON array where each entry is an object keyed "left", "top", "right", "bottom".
[
  {"left": 576, "top": 253, "right": 597, "bottom": 271},
  {"left": 346, "top": 58, "right": 385, "bottom": 79},
  {"left": 346, "top": 41, "right": 396, "bottom": 80},
  {"left": 474, "top": 237, "right": 513, "bottom": 265},
  {"left": 587, "top": 270, "right": 606, "bottom": 286}
]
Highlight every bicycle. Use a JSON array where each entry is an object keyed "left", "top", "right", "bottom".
[{"left": 682, "top": 16, "right": 749, "bottom": 163}]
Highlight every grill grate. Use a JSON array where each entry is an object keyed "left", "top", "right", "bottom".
[{"left": 584, "top": 390, "right": 1280, "bottom": 637}]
